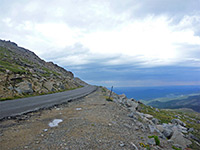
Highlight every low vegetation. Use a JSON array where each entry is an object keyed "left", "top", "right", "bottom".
[
  {"left": 148, "top": 135, "right": 160, "bottom": 146},
  {"left": 105, "top": 96, "right": 113, "bottom": 102},
  {"left": 139, "top": 103, "right": 200, "bottom": 149}
]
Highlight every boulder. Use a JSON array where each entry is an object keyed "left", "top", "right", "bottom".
[
  {"left": 144, "top": 114, "right": 153, "bottom": 120},
  {"left": 170, "top": 127, "right": 192, "bottom": 149},
  {"left": 176, "top": 125, "right": 188, "bottom": 134},
  {"left": 163, "top": 128, "right": 173, "bottom": 139},
  {"left": 118, "top": 94, "right": 127, "bottom": 104},
  {"left": 148, "top": 138, "right": 156, "bottom": 145},
  {"left": 43, "top": 81, "right": 55, "bottom": 91},
  {"left": 126, "top": 99, "right": 138, "bottom": 111},
  {"left": 156, "top": 125, "right": 164, "bottom": 133},
  {"left": 124, "top": 99, "right": 133, "bottom": 107},
  {"left": 15, "top": 81, "right": 33, "bottom": 94},
  {"left": 149, "top": 125, "right": 158, "bottom": 133},
  {"left": 128, "top": 112, "right": 137, "bottom": 119},
  {"left": 188, "top": 128, "right": 194, "bottom": 132},
  {"left": 188, "top": 133, "right": 200, "bottom": 143},
  {"left": 171, "top": 119, "right": 186, "bottom": 127},
  {"left": 152, "top": 118, "right": 159, "bottom": 125}
]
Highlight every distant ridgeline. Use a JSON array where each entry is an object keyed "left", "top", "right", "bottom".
[
  {"left": 0, "top": 39, "right": 87, "bottom": 100},
  {"left": 146, "top": 94, "right": 200, "bottom": 113},
  {"left": 113, "top": 86, "right": 200, "bottom": 113}
]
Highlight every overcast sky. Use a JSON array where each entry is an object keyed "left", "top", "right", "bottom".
[{"left": 1, "top": 0, "right": 200, "bottom": 87}]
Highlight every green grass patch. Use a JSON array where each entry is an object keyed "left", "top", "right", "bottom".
[
  {"left": 0, "top": 47, "right": 12, "bottom": 57},
  {"left": 105, "top": 96, "right": 113, "bottom": 102},
  {"left": 172, "top": 145, "right": 182, "bottom": 150},
  {"left": 0, "top": 60, "right": 27, "bottom": 74},
  {"left": 148, "top": 135, "right": 160, "bottom": 145},
  {"left": 139, "top": 143, "right": 150, "bottom": 149},
  {"left": 139, "top": 103, "right": 174, "bottom": 124}
]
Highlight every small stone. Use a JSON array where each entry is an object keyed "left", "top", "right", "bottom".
[
  {"left": 174, "top": 115, "right": 180, "bottom": 119},
  {"left": 43, "top": 129, "right": 48, "bottom": 132},
  {"left": 149, "top": 125, "right": 157, "bottom": 133},
  {"left": 135, "top": 126, "right": 139, "bottom": 130},
  {"left": 124, "top": 123, "right": 132, "bottom": 129},
  {"left": 24, "top": 146, "right": 28, "bottom": 149},
  {"left": 172, "top": 144, "right": 182, "bottom": 149},
  {"left": 119, "top": 143, "right": 125, "bottom": 147},
  {"left": 76, "top": 108, "right": 82, "bottom": 110},
  {"left": 128, "top": 112, "right": 134, "bottom": 118},
  {"left": 130, "top": 142, "right": 138, "bottom": 150},
  {"left": 148, "top": 138, "right": 156, "bottom": 145}
]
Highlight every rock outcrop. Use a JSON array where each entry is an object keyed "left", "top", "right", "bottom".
[
  {"left": 101, "top": 87, "right": 200, "bottom": 149},
  {"left": 0, "top": 40, "right": 84, "bottom": 100}
]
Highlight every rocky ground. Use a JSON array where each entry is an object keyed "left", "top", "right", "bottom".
[{"left": 1, "top": 87, "right": 196, "bottom": 150}]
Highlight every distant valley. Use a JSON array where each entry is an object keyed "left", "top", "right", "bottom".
[
  {"left": 113, "top": 86, "right": 200, "bottom": 113},
  {"left": 143, "top": 94, "right": 200, "bottom": 113}
]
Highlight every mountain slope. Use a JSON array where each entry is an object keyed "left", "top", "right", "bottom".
[{"left": 0, "top": 40, "right": 84, "bottom": 100}]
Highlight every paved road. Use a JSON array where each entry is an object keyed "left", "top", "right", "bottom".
[{"left": 0, "top": 85, "right": 97, "bottom": 120}]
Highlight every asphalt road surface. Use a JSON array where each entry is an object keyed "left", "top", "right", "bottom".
[{"left": 0, "top": 85, "right": 97, "bottom": 120}]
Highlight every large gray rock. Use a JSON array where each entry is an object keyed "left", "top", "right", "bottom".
[
  {"left": 15, "top": 81, "right": 33, "bottom": 94},
  {"left": 127, "top": 112, "right": 137, "bottom": 119},
  {"left": 152, "top": 118, "right": 159, "bottom": 125},
  {"left": 176, "top": 125, "right": 188, "bottom": 134},
  {"left": 43, "top": 81, "right": 55, "bottom": 91},
  {"left": 188, "top": 133, "right": 200, "bottom": 143},
  {"left": 148, "top": 138, "right": 156, "bottom": 145},
  {"left": 118, "top": 94, "right": 127, "bottom": 104},
  {"left": 170, "top": 127, "right": 192, "bottom": 149},
  {"left": 163, "top": 128, "right": 173, "bottom": 139},
  {"left": 149, "top": 125, "right": 158, "bottom": 133},
  {"left": 156, "top": 125, "right": 164, "bottom": 133},
  {"left": 171, "top": 119, "right": 186, "bottom": 127},
  {"left": 144, "top": 114, "right": 153, "bottom": 120}
]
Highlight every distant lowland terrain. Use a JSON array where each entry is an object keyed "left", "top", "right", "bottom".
[
  {"left": 113, "top": 86, "right": 200, "bottom": 113},
  {"left": 144, "top": 94, "right": 200, "bottom": 113},
  {"left": 0, "top": 40, "right": 86, "bottom": 101}
]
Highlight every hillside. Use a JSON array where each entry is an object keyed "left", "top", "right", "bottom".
[
  {"left": 146, "top": 94, "right": 200, "bottom": 113},
  {"left": 0, "top": 40, "right": 84, "bottom": 100}
]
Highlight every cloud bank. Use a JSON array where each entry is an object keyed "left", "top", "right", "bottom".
[{"left": 1, "top": 0, "right": 200, "bottom": 86}]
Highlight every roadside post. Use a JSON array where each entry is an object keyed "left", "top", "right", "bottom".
[{"left": 109, "top": 86, "right": 113, "bottom": 100}]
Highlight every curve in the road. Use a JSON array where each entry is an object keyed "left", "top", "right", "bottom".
[{"left": 0, "top": 85, "right": 97, "bottom": 120}]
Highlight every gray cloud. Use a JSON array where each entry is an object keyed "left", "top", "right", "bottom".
[{"left": 1, "top": 0, "right": 200, "bottom": 87}]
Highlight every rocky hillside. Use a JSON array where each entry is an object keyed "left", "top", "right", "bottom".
[
  {"left": 104, "top": 87, "right": 200, "bottom": 149},
  {"left": 0, "top": 40, "right": 84, "bottom": 100}
]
